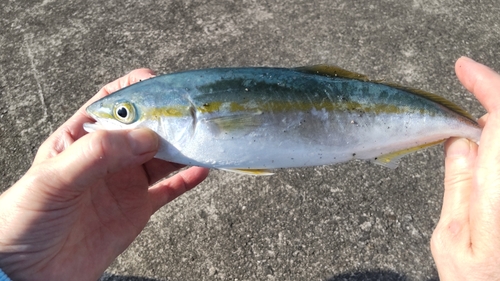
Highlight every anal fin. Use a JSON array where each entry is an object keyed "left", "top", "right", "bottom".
[
  {"left": 221, "top": 168, "right": 274, "bottom": 176},
  {"left": 372, "top": 139, "right": 445, "bottom": 169}
]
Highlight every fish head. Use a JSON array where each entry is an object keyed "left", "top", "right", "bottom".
[
  {"left": 83, "top": 79, "right": 195, "bottom": 144},
  {"left": 83, "top": 78, "right": 166, "bottom": 132}
]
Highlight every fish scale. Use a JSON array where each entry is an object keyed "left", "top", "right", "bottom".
[{"left": 84, "top": 65, "right": 482, "bottom": 175}]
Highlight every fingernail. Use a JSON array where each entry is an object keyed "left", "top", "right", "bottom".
[
  {"left": 445, "top": 138, "right": 471, "bottom": 158},
  {"left": 460, "top": 56, "right": 481, "bottom": 66},
  {"left": 127, "top": 128, "right": 159, "bottom": 155}
]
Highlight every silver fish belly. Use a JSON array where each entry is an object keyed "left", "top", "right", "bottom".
[{"left": 84, "top": 65, "right": 482, "bottom": 174}]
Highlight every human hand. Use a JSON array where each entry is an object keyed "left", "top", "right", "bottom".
[
  {"left": 431, "top": 57, "right": 500, "bottom": 280},
  {"left": 0, "top": 69, "right": 209, "bottom": 281}
]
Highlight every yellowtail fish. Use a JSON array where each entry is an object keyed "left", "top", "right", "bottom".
[{"left": 84, "top": 65, "right": 481, "bottom": 175}]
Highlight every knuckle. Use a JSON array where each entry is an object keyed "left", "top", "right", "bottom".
[
  {"left": 431, "top": 218, "right": 465, "bottom": 254},
  {"left": 430, "top": 224, "right": 447, "bottom": 254}
]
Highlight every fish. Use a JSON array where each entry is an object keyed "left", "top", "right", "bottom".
[{"left": 84, "top": 65, "right": 482, "bottom": 175}]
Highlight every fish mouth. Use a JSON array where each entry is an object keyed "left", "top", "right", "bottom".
[
  {"left": 84, "top": 106, "right": 104, "bottom": 132},
  {"left": 83, "top": 121, "right": 104, "bottom": 133}
]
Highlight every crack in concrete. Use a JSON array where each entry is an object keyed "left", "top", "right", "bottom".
[{"left": 24, "top": 35, "right": 53, "bottom": 132}]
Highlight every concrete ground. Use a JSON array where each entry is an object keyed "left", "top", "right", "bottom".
[{"left": 1, "top": 0, "right": 499, "bottom": 280}]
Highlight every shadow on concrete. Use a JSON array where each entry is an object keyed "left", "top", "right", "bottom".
[
  {"left": 325, "top": 270, "right": 439, "bottom": 281},
  {"left": 99, "top": 273, "right": 168, "bottom": 281},
  {"left": 100, "top": 270, "right": 439, "bottom": 281}
]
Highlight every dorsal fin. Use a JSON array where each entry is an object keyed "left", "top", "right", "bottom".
[
  {"left": 296, "top": 64, "right": 369, "bottom": 81},
  {"left": 296, "top": 64, "right": 477, "bottom": 123}
]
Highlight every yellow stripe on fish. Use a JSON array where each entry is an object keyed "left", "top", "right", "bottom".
[{"left": 142, "top": 100, "right": 430, "bottom": 120}]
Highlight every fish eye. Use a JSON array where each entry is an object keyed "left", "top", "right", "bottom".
[
  {"left": 117, "top": 107, "right": 128, "bottom": 118},
  {"left": 113, "top": 102, "right": 136, "bottom": 124}
]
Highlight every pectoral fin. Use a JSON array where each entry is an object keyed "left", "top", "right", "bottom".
[{"left": 203, "top": 111, "right": 263, "bottom": 133}]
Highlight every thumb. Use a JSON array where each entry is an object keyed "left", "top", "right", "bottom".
[{"left": 46, "top": 128, "right": 159, "bottom": 193}]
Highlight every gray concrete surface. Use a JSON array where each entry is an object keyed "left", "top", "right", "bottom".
[{"left": 1, "top": 0, "right": 499, "bottom": 280}]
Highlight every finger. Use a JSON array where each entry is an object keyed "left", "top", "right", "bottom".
[
  {"left": 38, "top": 128, "right": 159, "bottom": 194},
  {"left": 455, "top": 56, "right": 500, "bottom": 113},
  {"left": 431, "top": 138, "right": 477, "bottom": 263},
  {"left": 477, "top": 113, "right": 488, "bottom": 127},
  {"left": 441, "top": 138, "right": 477, "bottom": 221},
  {"left": 34, "top": 69, "right": 155, "bottom": 164},
  {"left": 148, "top": 167, "right": 210, "bottom": 213},
  {"left": 142, "top": 158, "right": 186, "bottom": 185}
]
